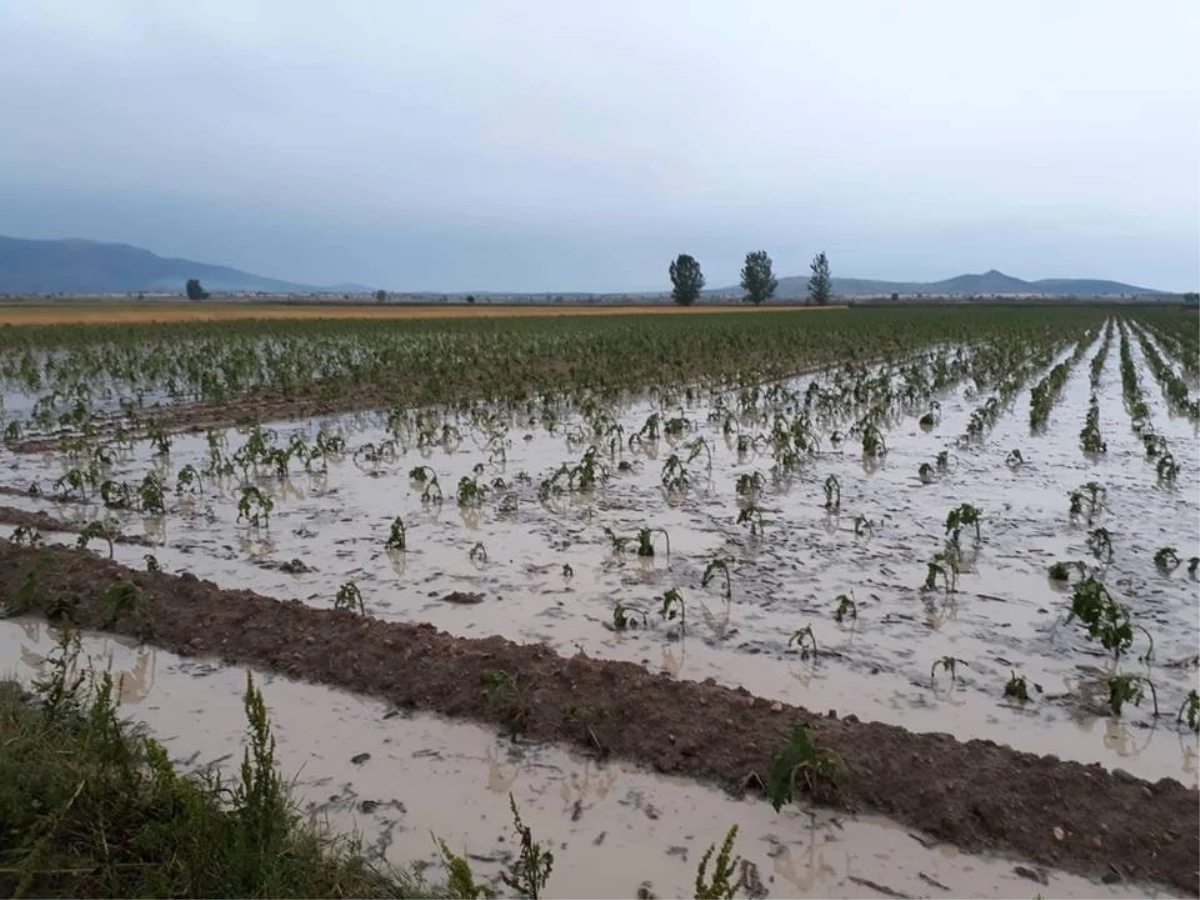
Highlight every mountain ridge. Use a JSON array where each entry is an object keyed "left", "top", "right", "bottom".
[{"left": 0, "top": 235, "right": 1163, "bottom": 297}]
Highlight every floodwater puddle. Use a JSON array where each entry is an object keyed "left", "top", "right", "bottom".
[{"left": 0, "top": 618, "right": 1181, "bottom": 899}]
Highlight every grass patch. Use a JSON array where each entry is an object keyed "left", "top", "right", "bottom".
[{"left": 0, "top": 628, "right": 445, "bottom": 899}]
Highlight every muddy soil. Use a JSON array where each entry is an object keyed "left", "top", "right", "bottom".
[{"left": 1, "top": 540, "right": 1196, "bottom": 895}]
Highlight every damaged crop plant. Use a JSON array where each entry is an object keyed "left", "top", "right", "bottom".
[{"left": 0, "top": 303, "right": 1197, "bottom": 896}]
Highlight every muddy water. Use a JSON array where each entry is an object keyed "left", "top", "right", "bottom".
[
  {"left": 2, "top": 333, "right": 1197, "bottom": 786},
  {"left": 0, "top": 618, "right": 1178, "bottom": 900}
]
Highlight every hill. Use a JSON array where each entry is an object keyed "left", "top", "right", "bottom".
[
  {"left": 0, "top": 236, "right": 355, "bottom": 294},
  {"left": 751, "top": 269, "right": 1157, "bottom": 299}
]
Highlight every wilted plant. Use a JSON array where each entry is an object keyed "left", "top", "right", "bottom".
[
  {"left": 930, "top": 655, "right": 968, "bottom": 686},
  {"left": 175, "top": 463, "right": 203, "bottom": 496},
  {"left": 735, "top": 470, "right": 764, "bottom": 499},
  {"left": 1068, "top": 481, "right": 1106, "bottom": 525},
  {"left": 385, "top": 516, "right": 407, "bottom": 550},
  {"left": 1156, "top": 452, "right": 1179, "bottom": 484},
  {"left": 1108, "top": 673, "right": 1159, "bottom": 718},
  {"left": 1048, "top": 559, "right": 1086, "bottom": 582},
  {"left": 469, "top": 541, "right": 488, "bottom": 564},
  {"left": 661, "top": 454, "right": 691, "bottom": 493},
  {"left": 334, "top": 581, "right": 365, "bottom": 615},
  {"left": 701, "top": 558, "right": 732, "bottom": 601},
  {"left": 918, "top": 462, "right": 936, "bottom": 484},
  {"left": 945, "top": 503, "right": 982, "bottom": 544},
  {"left": 1086, "top": 527, "right": 1114, "bottom": 564},
  {"left": 139, "top": 472, "right": 167, "bottom": 515},
  {"left": 236, "top": 485, "right": 274, "bottom": 528},
  {"left": 1154, "top": 546, "right": 1180, "bottom": 572},
  {"left": 1068, "top": 577, "right": 1153, "bottom": 661},
  {"left": 860, "top": 422, "right": 887, "bottom": 458},
  {"left": 659, "top": 587, "right": 686, "bottom": 634},
  {"left": 853, "top": 514, "right": 874, "bottom": 539},
  {"left": 788, "top": 625, "right": 817, "bottom": 659},
  {"left": 54, "top": 467, "right": 91, "bottom": 500},
  {"left": 143, "top": 553, "right": 161, "bottom": 573},
  {"left": 457, "top": 475, "right": 487, "bottom": 507},
  {"left": 635, "top": 526, "right": 671, "bottom": 562},
  {"left": 822, "top": 475, "right": 840, "bottom": 512},
  {"left": 1003, "top": 671, "right": 1042, "bottom": 703},
  {"left": 737, "top": 503, "right": 765, "bottom": 536},
  {"left": 935, "top": 449, "right": 956, "bottom": 473},
  {"left": 612, "top": 601, "right": 648, "bottom": 630},
  {"left": 10, "top": 525, "right": 42, "bottom": 547},
  {"left": 833, "top": 593, "right": 857, "bottom": 624},
  {"left": 1005, "top": 449, "right": 1025, "bottom": 468},
  {"left": 1177, "top": 689, "right": 1199, "bottom": 732},
  {"left": 923, "top": 551, "right": 959, "bottom": 594}
]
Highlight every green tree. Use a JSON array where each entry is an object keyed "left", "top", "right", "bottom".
[
  {"left": 374, "top": 289, "right": 387, "bottom": 303},
  {"left": 740, "top": 250, "right": 778, "bottom": 305},
  {"left": 669, "top": 254, "right": 705, "bottom": 306},
  {"left": 185, "top": 279, "right": 210, "bottom": 300},
  {"left": 807, "top": 252, "right": 832, "bottom": 306}
]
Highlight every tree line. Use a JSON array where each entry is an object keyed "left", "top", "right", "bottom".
[{"left": 669, "top": 251, "right": 831, "bottom": 307}]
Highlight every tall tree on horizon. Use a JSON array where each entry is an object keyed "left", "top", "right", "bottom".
[
  {"left": 807, "top": 252, "right": 832, "bottom": 306},
  {"left": 669, "top": 254, "right": 705, "bottom": 306},
  {"left": 740, "top": 250, "right": 778, "bottom": 305}
]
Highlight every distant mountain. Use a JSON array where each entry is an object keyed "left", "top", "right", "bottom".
[
  {"left": 0, "top": 236, "right": 362, "bottom": 294},
  {"left": 740, "top": 269, "right": 1158, "bottom": 299}
]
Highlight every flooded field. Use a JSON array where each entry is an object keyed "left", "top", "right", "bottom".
[{"left": 1, "top": 306, "right": 1197, "bottom": 895}]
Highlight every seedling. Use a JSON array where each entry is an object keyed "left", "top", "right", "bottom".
[
  {"left": 788, "top": 625, "right": 818, "bottom": 659},
  {"left": 931, "top": 656, "right": 968, "bottom": 686},
  {"left": 602, "top": 527, "right": 633, "bottom": 555},
  {"left": 1190, "top": 557, "right": 1200, "bottom": 579},
  {"left": 1003, "top": 671, "right": 1042, "bottom": 703},
  {"left": 103, "top": 579, "right": 152, "bottom": 638},
  {"left": 1177, "top": 689, "right": 1199, "bottom": 732},
  {"left": 469, "top": 541, "right": 488, "bottom": 564},
  {"left": 659, "top": 587, "right": 687, "bottom": 634},
  {"left": 935, "top": 450, "right": 956, "bottom": 473},
  {"left": 701, "top": 558, "right": 732, "bottom": 601},
  {"left": 76, "top": 520, "right": 114, "bottom": 558},
  {"left": 1005, "top": 449, "right": 1025, "bottom": 468},
  {"left": 1154, "top": 546, "right": 1180, "bottom": 572},
  {"left": 923, "top": 551, "right": 959, "bottom": 594},
  {"left": 385, "top": 516, "right": 407, "bottom": 550},
  {"left": 144, "top": 553, "right": 161, "bottom": 573},
  {"left": 833, "top": 593, "right": 857, "bottom": 623},
  {"left": 1107, "top": 673, "right": 1159, "bottom": 718},
  {"left": 236, "top": 486, "right": 274, "bottom": 528},
  {"left": 760, "top": 726, "right": 841, "bottom": 809},
  {"left": 1068, "top": 577, "right": 1154, "bottom": 661},
  {"left": 860, "top": 422, "right": 887, "bottom": 458},
  {"left": 612, "top": 601, "right": 648, "bottom": 630},
  {"left": 822, "top": 475, "right": 841, "bottom": 512},
  {"left": 918, "top": 462, "right": 937, "bottom": 484},
  {"left": 853, "top": 515, "right": 874, "bottom": 538},
  {"left": 334, "top": 581, "right": 365, "bottom": 615}
]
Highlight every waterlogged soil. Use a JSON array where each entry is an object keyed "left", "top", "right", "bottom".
[
  {"left": 0, "top": 542, "right": 1197, "bottom": 895},
  {"left": 5, "top": 619, "right": 1168, "bottom": 900},
  {"left": 3, "top": 341, "right": 1197, "bottom": 786}
]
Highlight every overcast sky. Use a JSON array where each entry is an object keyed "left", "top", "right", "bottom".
[{"left": 1, "top": 1, "right": 1196, "bottom": 291}]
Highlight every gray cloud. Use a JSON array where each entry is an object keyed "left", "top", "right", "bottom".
[{"left": 2, "top": 0, "right": 1197, "bottom": 291}]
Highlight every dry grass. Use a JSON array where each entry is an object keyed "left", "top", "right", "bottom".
[{"left": 0, "top": 302, "right": 844, "bottom": 327}]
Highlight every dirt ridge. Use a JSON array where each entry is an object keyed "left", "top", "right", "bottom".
[{"left": 0, "top": 540, "right": 1196, "bottom": 895}]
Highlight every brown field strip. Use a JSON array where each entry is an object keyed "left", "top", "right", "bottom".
[{"left": 0, "top": 302, "right": 846, "bottom": 327}]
